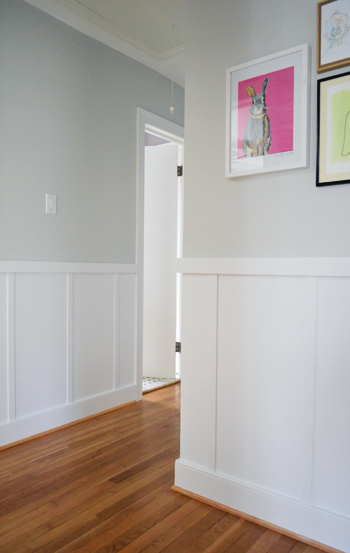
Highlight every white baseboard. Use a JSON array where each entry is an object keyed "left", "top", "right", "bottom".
[
  {"left": 175, "top": 460, "right": 350, "bottom": 553},
  {"left": 0, "top": 385, "right": 137, "bottom": 447}
]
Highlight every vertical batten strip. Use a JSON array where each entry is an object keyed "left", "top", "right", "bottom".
[
  {"left": 7, "top": 273, "right": 15, "bottom": 422},
  {"left": 66, "top": 273, "right": 74, "bottom": 404},
  {"left": 114, "top": 274, "right": 120, "bottom": 391},
  {"left": 310, "top": 277, "right": 320, "bottom": 507},
  {"left": 311, "top": 276, "right": 320, "bottom": 508},
  {"left": 207, "top": 274, "right": 219, "bottom": 473},
  {"left": 300, "top": 276, "right": 318, "bottom": 505}
]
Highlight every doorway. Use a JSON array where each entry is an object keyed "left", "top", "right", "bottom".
[
  {"left": 136, "top": 109, "right": 184, "bottom": 399},
  {"left": 143, "top": 132, "right": 182, "bottom": 392}
]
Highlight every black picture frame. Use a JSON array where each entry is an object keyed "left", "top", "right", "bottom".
[{"left": 316, "top": 71, "right": 350, "bottom": 186}]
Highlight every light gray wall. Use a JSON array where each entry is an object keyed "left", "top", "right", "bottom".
[
  {"left": 0, "top": 0, "right": 184, "bottom": 263},
  {"left": 183, "top": 0, "right": 350, "bottom": 258}
]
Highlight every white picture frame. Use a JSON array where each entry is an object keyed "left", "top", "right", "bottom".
[{"left": 226, "top": 44, "right": 310, "bottom": 179}]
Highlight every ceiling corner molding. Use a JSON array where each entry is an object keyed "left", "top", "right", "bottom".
[
  {"left": 22, "top": 0, "right": 185, "bottom": 87},
  {"left": 159, "top": 43, "right": 186, "bottom": 60},
  {"left": 54, "top": 0, "right": 161, "bottom": 59}
]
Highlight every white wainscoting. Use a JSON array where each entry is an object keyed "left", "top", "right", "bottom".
[
  {"left": 0, "top": 262, "right": 137, "bottom": 447},
  {"left": 175, "top": 258, "right": 350, "bottom": 553}
]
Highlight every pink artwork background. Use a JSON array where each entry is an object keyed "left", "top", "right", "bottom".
[{"left": 237, "top": 66, "right": 294, "bottom": 158}]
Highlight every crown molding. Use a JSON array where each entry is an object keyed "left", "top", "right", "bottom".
[
  {"left": 22, "top": 0, "right": 185, "bottom": 86},
  {"left": 159, "top": 43, "right": 185, "bottom": 60}
]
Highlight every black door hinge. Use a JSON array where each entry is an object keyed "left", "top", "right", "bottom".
[
  {"left": 175, "top": 342, "right": 181, "bottom": 353},
  {"left": 177, "top": 165, "right": 183, "bottom": 177}
]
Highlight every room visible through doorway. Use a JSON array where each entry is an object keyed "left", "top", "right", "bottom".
[{"left": 142, "top": 128, "right": 183, "bottom": 393}]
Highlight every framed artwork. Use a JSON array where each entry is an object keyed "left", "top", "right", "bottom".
[
  {"left": 317, "top": 0, "right": 350, "bottom": 73},
  {"left": 226, "top": 44, "right": 310, "bottom": 179},
  {"left": 317, "top": 71, "right": 350, "bottom": 186}
]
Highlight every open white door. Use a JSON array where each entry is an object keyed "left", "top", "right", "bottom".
[
  {"left": 136, "top": 108, "right": 184, "bottom": 399},
  {"left": 143, "top": 142, "right": 179, "bottom": 379}
]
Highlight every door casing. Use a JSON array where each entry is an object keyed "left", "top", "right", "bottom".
[{"left": 136, "top": 108, "right": 184, "bottom": 399}]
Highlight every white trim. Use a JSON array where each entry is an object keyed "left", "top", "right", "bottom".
[
  {"left": 159, "top": 43, "right": 186, "bottom": 59},
  {"left": 114, "top": 274, "right": 120, "bottom": 391},
  {"left": 0, "top": 261, "right": 136, "bottom": 274},
  {"left": 24, "top": 0, "right": 185, "bottom": 61},
  {"left": 22, "top": 0, "right": 185, "bottom": 86},
  {"left": 136, "top": 108, "right": 184, "bottom": 400},
  {"left": 7, "top": 274, "right": 15, "bottom": 423},
  {"left": 0, "top": 386, "right": 137, "bottom": 448},
  {"left": 145, "top": 123, "right": 185, "bottom": 147},
  {"left": 300, "top": 278, "right": 318, "bottom": 506},
  {"left": 177, "top": 257, "right": 350, "bottom": 277},
  {"left": 66, "top": 273, "right": 74, "bottom": 404},
  {"left": 206, "top": 275, "right": 219, "bottom": 473},
  {"left": 175, "top": 459, "right": 350, "bottom": 553}
]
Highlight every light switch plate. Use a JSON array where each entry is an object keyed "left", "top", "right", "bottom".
[{"left": 46, "top": 194, "right": 56, "bottom": 214}]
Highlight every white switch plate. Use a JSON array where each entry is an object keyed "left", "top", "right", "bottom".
[{"left": 46, "top": 194, "right": 56, "bottom": 214}]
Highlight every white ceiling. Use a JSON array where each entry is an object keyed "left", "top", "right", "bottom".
[{"left": 23, "top": 0, "right": 186, "bottom": 86}]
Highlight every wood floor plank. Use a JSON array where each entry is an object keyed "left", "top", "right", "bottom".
[
  {"left": 29, "top": 481, "right": 181, "bottom": 553},
  {"left": 245, "top": 529, "right": 282, "bottom": 553},
  {"left": 80, "top": 493, "right": 187, "bottom": 553},
  {"left": 157, "top": 508, "right": 227, "bottom": 553},
  {"left": 0, "top": 424, "right": 176, "bottom": 493},
  {"left": 111, "top": 500, "right": 209, "bottom": 553},
  {"left": 197, "top": 518, "right": 248, "bottom": 553},
  {"left": 289, "top": 543, "right": 309, "bottom": 553},
  {"left": 0, "top": 480, "right": 119, "bottom": 546},
  {"left": 0, "top": 435, "right": 178, "bottom": 520},
  {"left": 131, "top": 505, "right": 215, "bottom": 553},
  {"left": 2, "top": 466, "right": 175, "bottom": 552},
  {"left": 267, "top": 535, "right": 299, "bottom": 553},
  {"left": 34, "top": 481, "right": 181, "bottom": 553},
  {"left": 221, "top": 522, "right": 266, "bottom": 553},
  {"left": 182, "top": 512, "right": 241, "bottom": 553},
  {"left": 0, "top": 481, "right": 115, "bottom": 541},
  {"left": 0, "top": 383, "right": 328, "bottom": 553}
]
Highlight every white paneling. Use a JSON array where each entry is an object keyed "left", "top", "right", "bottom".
[
  {"left": 216, "top": 276, "right": 308, "bottom": 500},
  {"left": 180, "top": 274, "right": 218, "bottom": 470},
  {"left": 0, "top": 275, "right": 8, "bottom": 423},
  {"left": 0, "top": 386, "right": 137, "bottom": 448},
  {"left": 176, "top": 260, "right": 350, "bottom": 552},
  {"left": 174, "top": 460, "right": 350, "bottom": 553},
  {"left": 15, "top": 274, "right": 68, "bottom": 418},
  {"left": 73, "top": 274, "right": 115, "bottom": 401},
  {"left": 0, "top": 263, "right": 137, "bottom": 448},
  {"left": 313, "top": 277, "right": 350, "bottom": 518},
  {"left": 119, "top": 274, "right": 137, "bottom": 388}
]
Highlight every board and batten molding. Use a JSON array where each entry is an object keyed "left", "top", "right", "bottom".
[
  {"left": 175, "top": 257, "right": 350, "bottom": 553},
  {"left": 0, "top": 261, "right": 137, "bottom": 448}
]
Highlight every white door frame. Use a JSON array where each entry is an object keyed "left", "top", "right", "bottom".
[{"left": 136, "top": 108, "right": 184, "bottom": 400}]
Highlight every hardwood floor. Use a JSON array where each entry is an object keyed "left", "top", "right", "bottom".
[{"left": 0, "top": 384, "right": 326, "bottom": 553}]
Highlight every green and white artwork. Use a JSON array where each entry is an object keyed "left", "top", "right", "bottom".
[
  {"left": 327, "top": 81, "right": 350, "bottom": 172},
  {"left": 317, "top": 71, "right": 350, "bottom": 186}
]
